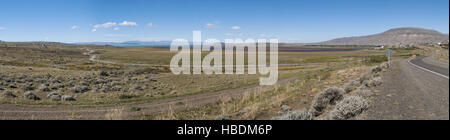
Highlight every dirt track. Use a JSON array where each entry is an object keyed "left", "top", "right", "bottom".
[{"left": 0, "top": 75, "right": 298, "bottom": 120}]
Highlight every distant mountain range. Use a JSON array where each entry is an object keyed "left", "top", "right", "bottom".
[
  {"left": 319, "top": 27, "right": 449, "bottom": 46},
  {"left": 76, "top": 41, "right": 172, "bottom": 47},
  {"left": 75, "top": 27, "right": 449, "bottom": 47}
]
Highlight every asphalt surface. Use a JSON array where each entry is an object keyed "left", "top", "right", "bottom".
[
  {"left": 364, "top": 57, "right": 449, "bottom": 120},
  {"left": 423, "top": 55, "right": 449, "bottom": 69},
  {"left": 410, "top": 56, "right": 449, "bottom": 77}
]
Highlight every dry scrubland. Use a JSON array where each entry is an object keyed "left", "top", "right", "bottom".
[
  {"left": 0, "top": 41, "right": 419, "bottom": 120},
  {"left": 128, "top": 48, "right": 414, "bottom": 120},
  {"left": 146, "top": 61, "right": 392, "bottom": 120}
]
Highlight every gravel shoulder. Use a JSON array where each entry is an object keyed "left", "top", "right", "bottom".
[{"left": 363, "top": 58, "right": 449, "bottom": 120}]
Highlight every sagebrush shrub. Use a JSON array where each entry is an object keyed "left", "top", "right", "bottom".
[
  {"left": 371, "top": 66, "right": 382, "bottom": 74},
  {"left": 358, "top": 71, "right": 372, "bottom": 84},
  {"left": 343, "top": 80, "right": 360, "bottom": 93},
  {"left": 272, "top": 109, "right": 313, "bottom": 120},
  {"left": 330, "top": 96, "right": 368, "bottom": 120},
  {"left": 353, "top": 89, "right": 373, "bottom": 97},
  {"left": 310, "top": 87, "right": 344, "bottom": 116},
  {"left": 215, "top": 114, "right": 231, "bottom": 120}
]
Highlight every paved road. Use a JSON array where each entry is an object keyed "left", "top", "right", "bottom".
[
  {"left": 410, "top": 56, "right": 449, "bottom": 78},
  {"left": 423, "top": 55, "right": 449, "bottom": 69},
  {"left": 364, "top": 57, "right": 449, "bottom": 120}
]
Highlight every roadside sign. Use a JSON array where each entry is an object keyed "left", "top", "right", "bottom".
[
  {"left": 386, "top": 49, "right": 393, "bottom": 57},
  {"left": 386, "top": 49, "right": 392, "bottom": 68}
]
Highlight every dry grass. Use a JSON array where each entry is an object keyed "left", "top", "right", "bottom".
[
  {"left": 105, "top": 107, "right": 126, "bottom": 120},
  {"left": 143, "top": 61, "right": 373, "bottom": 120},
  {"left": 2, "top": 42, "right": 398, "bottom": 120}
]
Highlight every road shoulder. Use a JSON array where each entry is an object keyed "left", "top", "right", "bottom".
[{"left": 361, "top": 59, "right": 449, "bottom": 120}]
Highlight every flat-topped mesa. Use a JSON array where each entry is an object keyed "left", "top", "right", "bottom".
[{"left": 320, "top": 27, "right": 449, "bottom": 46}]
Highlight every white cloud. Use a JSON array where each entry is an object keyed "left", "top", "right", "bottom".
[
  {"left": 147, "top": 23, "right": 154, "bottom": 27},
  {"left": 0, "top": 27, "right": 5, "bottom": 30},
  {"left": 230, "top": 26, "right": 241, "bottom": 30},
  {"left": 119, "top": 21, "right": 138, "bottom": 26},
  {"left": 225, "top": 33, "right": 233, "bottom": 36},
  {"left": 205, "top": 23, "right": 219, "bottom": 28},
  {"left": 92, "top": 21, "right": 138, "bottom": 32},
  {"left": 71, "top": 25, "right": 79, "bottom": 30},
  {"left": 94, "top": 22, "right": 117, "bottom": 29}
]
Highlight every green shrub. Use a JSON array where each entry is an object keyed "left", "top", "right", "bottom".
[{"left": 365, "top": 55, "right": 388, "bottom": 64}]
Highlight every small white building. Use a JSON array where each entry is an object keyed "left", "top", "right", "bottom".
[{"left": 374, "top": 46, "right": 385, "bottom": 50}]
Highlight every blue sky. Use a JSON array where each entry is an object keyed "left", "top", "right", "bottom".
[{"left": 0, "top": 0, "right": 448, "bottom": 43}]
